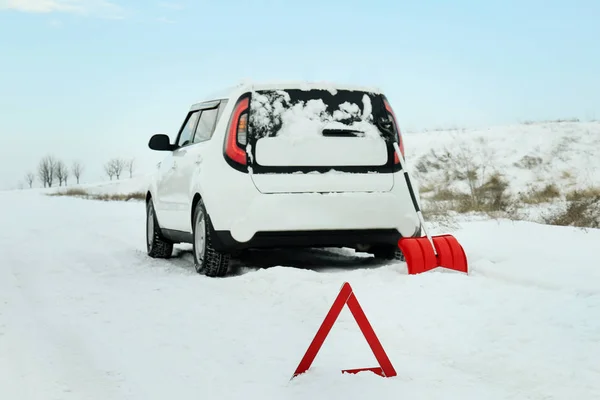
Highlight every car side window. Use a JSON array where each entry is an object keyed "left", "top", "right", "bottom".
[
  {"left": 177, "top": 111, "right": 200, "bottom": 148},
  {"left": 193, "top": 107, "right": 219, "bottom": 143},
  {"left": 216, "top": 100, "right": 228, "bottom": 121}
]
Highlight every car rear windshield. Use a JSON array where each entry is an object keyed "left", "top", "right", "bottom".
[{"left": 248, "top": 88, "right": 392, "bottom": 141}]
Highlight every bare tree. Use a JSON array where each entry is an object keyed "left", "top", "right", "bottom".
[
  {"left": 104, "top": 161, "right": 115, "bottom": 180},
  {"left": 105, "top": 158, "right": 125, "bottom": 180},
  {"left": 25, "top": 172, "right": 35, "bottom": 188},
  {"left": 113, "top": 158, "right": 125, "bottom": 180},
  {"left": 54, "top": 160, "right": 69, "bottom": 186},
  {"left": 72, "top": 161, "right": 84, "bottom": 184},
  {"left": 38, "top": 155, "right": 57, "bottom": 187},
  {"left": 127, "top": 158, "right": 135, "bottom": 178}
]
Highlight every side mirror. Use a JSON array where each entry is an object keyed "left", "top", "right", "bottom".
[{"left": 148, "top": 134, "right": 175, "bottom": 151}]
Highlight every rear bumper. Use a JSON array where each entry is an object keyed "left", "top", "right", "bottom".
[
  {"left": 221, "top": 191, "right": 421, "bottom": 243},
  {"left": 211, "top": 228, "right": 408, "bottom": 252},
  {"left": 203, "top": 167, "right": 424, "bottom": 249}
]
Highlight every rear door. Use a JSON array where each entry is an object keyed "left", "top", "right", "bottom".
[
  {"left": 247, "top": 88, "right": 396, "bottom": 193},
  {"left": 155, "top": 110, "right": 200, "bottom": 229},
  {"left": 170, "top": 102, "right": 224, "bottom": 231}
]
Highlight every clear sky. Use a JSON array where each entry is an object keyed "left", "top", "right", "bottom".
[{"left": 1, "top": 0, "right": 599, "bottom": 190}]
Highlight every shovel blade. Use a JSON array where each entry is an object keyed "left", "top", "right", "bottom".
[
  {"left": 432, "top": 234, "right": 468, "bottom": 273},
  {"left": 398, "top": 237, "right": 438, "bottom": 275},
  {"left": 398, "top": 235, "right": 468, "bottom": 275}
]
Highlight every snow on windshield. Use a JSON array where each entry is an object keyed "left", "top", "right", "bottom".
[{"left": 249, "top": 90, "right": 382, "bottom": 141}]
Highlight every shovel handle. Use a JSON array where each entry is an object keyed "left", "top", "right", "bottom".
[
  {"left": 392, "top": 142, "right": 421, "bottom": 213},
  {"left": 402, "top": 163, "right": 421, "bottom": 213},
  {"left": 393, "top": 142, "right": 437, "bottom": 256}
]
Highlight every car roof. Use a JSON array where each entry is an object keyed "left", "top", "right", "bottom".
[{"left": 190, "top": 80, "right": 384, "bottom": 110}]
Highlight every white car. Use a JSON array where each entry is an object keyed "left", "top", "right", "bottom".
[{"left": 145, "top": 81, "right": 423, "bottom": 276}]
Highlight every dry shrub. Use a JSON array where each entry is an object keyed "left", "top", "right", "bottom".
[
  {"left": 523, "top": 118, "right": 579, "bottom": 124},
  {"left": 49, "top": 188, "right": 89, "bottom": 197},
  {"left": 49, "top": 188, "right": 145, "bottom": 202},
  {"left": 442, "top": 173, "right": 511, "bottom": 214},
  {"left": 566, "top": 187, "right": 600, "bottom": 201},
  {"left": 426, "top": 173, "right": 513, "bottom": 215},
  {"left": 521, "top": 184, "right": 561, "bottom": 204},
  {"left": 431, "top": 188, "right": 467, "bottom": 202},
  {"left": 414, "top": 150, "right": 447, "bottom": 174},
  {"left": 472, "top": 172, "right": 511, "bottom": 212},
  {"left": 545, "top": 188, "right": 600, "bottom": 229},
  {"left": 417, "top": 182, "right": 435, "bottom": 194},
  {"left": 552, "top": 118, "right": 580, "bottom": 123},
  {"left": 420, "top": 199, "right": 461, "bottom": 231},
  {"left": 550, "top": 136, "right": 579, "bottom": 162},
  {"left": 94, "top": 192, "right": 146, "bottom": 202},
  {"left": 417, "top": 138, "right": 515, "bottom": 216},
  {"left": 561, "top": 170, "right": 573, "bottom": 180},
  {"left": 514, "top": 155, "right": 543, "bottom": 170}
]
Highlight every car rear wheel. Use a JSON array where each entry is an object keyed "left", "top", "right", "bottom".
[
  {"left": 192, "top": 199, "right": 230, "bottom": 277},
  {"left": 146, "top": 199, "right": 173, "bottom": 258}
]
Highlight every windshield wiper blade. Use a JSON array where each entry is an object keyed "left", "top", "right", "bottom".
[{"left": 321, "top": 129, "right": 365, "bottom": 137}]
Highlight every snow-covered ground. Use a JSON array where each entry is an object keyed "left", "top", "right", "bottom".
[
  {"left": 1, "top": 187, "right": 599, "bottom": 399},
  {"left": 2, "top": 121, "right": 599, "bottom": 399}
]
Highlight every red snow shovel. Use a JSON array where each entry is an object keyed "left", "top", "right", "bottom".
[{"left": 393, "top": 142, "right": 468, "bottom": 275}]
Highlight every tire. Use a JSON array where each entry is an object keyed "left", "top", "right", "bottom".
[
  {"left": 192, "top": 198, "right": 230, "bottom": 277},
  {"left": 146, "top": 199, "right": 173, "bottom": 258},
  {"left": 371, "top": 245, "right": 405, "bottom": 261}
]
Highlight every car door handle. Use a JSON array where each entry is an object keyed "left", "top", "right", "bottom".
[{"left": 195, "top": 155, "right": 203, "bottom": 165}]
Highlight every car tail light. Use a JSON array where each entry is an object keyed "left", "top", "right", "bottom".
[
  {"left": 237, "top": 113, "right": 248, "bottom": 145},
  {"left": 383, "top": 98, "right": 405, "bottom": 163},
  {"left": 224, "top": 97, "right": 249, "bottom": 166}
]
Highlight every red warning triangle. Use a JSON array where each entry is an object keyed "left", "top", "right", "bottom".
[{"left": 292, "top": 282, "right": 396, "bottom": 378}]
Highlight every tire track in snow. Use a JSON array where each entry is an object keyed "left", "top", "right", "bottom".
[{"left": 470, "top": 258, "right": 600, "bottom": 297}]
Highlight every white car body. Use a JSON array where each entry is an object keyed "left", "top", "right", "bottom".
[{"left": 146, "top": 81, "right": 422, "bottom": 258}]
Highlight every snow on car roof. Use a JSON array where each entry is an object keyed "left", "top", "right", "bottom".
[{"left": 193, "top": 80, "right": 384, "bottom": 105}]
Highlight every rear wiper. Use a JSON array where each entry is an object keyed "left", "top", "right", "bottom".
[
  {"left": 321, "top": 129, "right": 365, "bottom": 137},
  {"left": 373, "top": 95, "right": 395, "bottom": 136},
  {"left": 376, "top": 118, "right": 394, "bottom": 136}
]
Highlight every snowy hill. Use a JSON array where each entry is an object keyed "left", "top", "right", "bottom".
[
  {"left": 403, "top": 120, "right": 600, "bottom": 195},
  {"left": 400, "top": 121, "right": 600, "bottom": 227}
]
